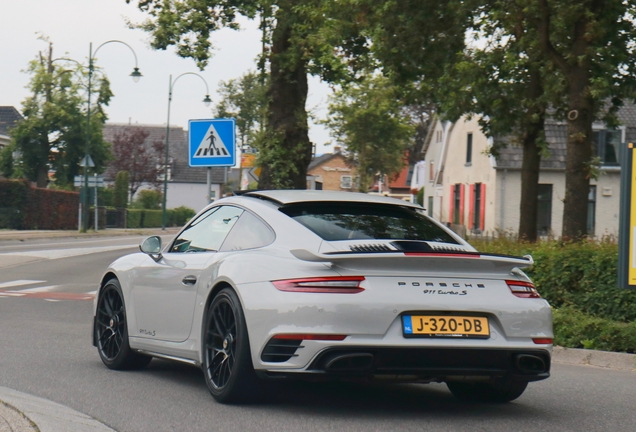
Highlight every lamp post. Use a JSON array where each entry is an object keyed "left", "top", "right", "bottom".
[
  {"left": 162, "top": 73, "right": 212, "bottom": 230},
  {"left": 81, "top": 40, "right": 142, "bottom": 232}
]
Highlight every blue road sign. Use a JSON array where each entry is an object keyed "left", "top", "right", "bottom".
[{"left": 188, "top": 118, "right": 236, "bottom": 167}]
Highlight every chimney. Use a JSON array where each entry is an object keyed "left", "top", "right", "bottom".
[{"left": 334, "top": 146, "right": 341, "bottom": 154}]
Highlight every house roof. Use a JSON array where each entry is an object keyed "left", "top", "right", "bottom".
[
  {"left": 103, "top": 123, "right": 227, "bottom": 184},
  {"left": 495, "top": 104, "right": 636, "bottom": 170},
  {"left": 308, "top": 153, "right": 339, "bottom": 171},
  {"left": 0, "top": 106, "right": 23, "bottom": 136},
  {"left": 389, "top": 160, "right": 413, "bottom": 191}
]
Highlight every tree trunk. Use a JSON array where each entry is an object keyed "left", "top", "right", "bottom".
[
  {"left": 562, "top": 67, "right": 593, "bottom": 241},
  {"left": 518, "top": 67, "right": 545, "bottom": 242},
  {"left": 258, "top": 1, "right": 311, "bottom": 190}
]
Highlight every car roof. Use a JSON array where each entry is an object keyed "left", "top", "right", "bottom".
[{"left": 241, "top": 190, "right": 422, "bottom": 208}]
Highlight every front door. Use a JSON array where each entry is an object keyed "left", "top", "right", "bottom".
[{"left": 131, "top": 205, "right": 244, "bottom": 342}]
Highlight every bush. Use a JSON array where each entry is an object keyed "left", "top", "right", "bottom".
[
  {"left": 169, "top": 206, "right": 196, "bottom": 227},
  {"left": 553, "top": 307, "right": 636, "bottom": 353},
  {"left": 471, "top": 238, "right": 636, "bottom": 323},
  {"left": 134, "top": 190, "right": 163, "bottom": 210}
]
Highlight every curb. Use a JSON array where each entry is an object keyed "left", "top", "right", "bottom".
[
  {"left": 0, "top": 387, "right": 115, "bottom": 431},
  {"left": 552, "top": 346, "right": 636, "bottom": 371}
]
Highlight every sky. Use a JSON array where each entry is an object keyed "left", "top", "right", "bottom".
[{"left": 0, "top": 0, "right": 333, "bottom": 154}]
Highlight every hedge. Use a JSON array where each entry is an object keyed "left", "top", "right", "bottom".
[
  {"left": 470, "top": 238, "right": 636, "bottom": 323},
  {"left": 553, "top": 307, "right": 636, "bottom": 353},
  {"left": 0, "top": 179, "right": 79, "bottom": 229},
  {"left": 126, "top": 209, "right": 191, "bottom": 228}
]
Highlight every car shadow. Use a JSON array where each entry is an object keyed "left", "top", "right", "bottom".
[{"left": 139, "top": 359, "right": 545, "bottom": 420}]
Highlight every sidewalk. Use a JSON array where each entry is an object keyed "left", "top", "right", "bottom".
[
  {"left": 0, "top": 387, "right": 115, "bottom": 431},
  {"left": 0, "top": 227, "right": 181, "bottom": 242}
]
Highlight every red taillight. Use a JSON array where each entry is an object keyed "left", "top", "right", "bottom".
[
  {"left": 272, "top": 276, "right": 365, "bottom": 293},
  {"left": 506, "top": 280, "right": 541, "bottom": 298},
  {"left": 272, "top": 334, "right": 347, "bottom": 341},
  {"left": 533, "top": 338, "right": 553, "bottom": 344}
]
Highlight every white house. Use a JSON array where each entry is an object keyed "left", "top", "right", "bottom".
[
  {"left": 422, "top": 106, "right": 632, "bottom": 238},
  {"left": 103, "top": 123, "right": 227, "bottom": 212},
  {"left": 0, "top": 106, "right": 23, "bottom": 154}
]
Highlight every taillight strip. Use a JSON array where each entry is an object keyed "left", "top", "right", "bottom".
[
  {"left": 272, "top": 276, "right": 365, "bottom": 293},
  {"left": 532, "top": 338, "right": 553, "bottom": 344},
  {"left": 506, "top": 280, "right": 541, "bottom": 298}
]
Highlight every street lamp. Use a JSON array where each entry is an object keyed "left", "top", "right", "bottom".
[
  {"left": 81, "top": 40, "right": 142, "bottom": 232},
  {"left": 162, "top": 73, "right": 212, "bottom": 230}
]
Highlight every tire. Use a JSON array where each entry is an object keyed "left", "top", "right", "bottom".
[
  {"left": 95, "top": 279, "right": 152, "bottom": 370},
  {"left": 202, "top": 288, "right": 260, "bottom": 403},
  {"left": 446, "top": 379, "right": 528, "bottom": 403}
]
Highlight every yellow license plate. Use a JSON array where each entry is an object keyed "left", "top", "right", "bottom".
[{"left": 403, "top": 315, "right": 489, "bottom": 338}]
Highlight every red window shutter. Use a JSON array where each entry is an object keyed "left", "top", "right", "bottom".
[
  {"left": 468, "top": 184, "right": 475, "bottom": 230},
  {"left": 480, "top": 184, "right": 486, "bottom": 231},
  {"left": 459, "top": 184, "right": 465, "bottom": 225},
  {"left": 449, "top": 185, "right": 454, "bottom": 224}
]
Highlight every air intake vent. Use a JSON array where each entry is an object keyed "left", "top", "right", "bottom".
[
  {"left": 429, "top": 244, "right": 466, "bottom": 253},
  {"left": 350, "top": 244, "right": 393, "bottom": 253},
  {"left": 261, "top": 338, "right": 303, "bottom": 363}
]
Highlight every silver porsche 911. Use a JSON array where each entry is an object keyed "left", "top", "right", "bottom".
[{"left": 92, "top": 190, "right": 552, "bottom": 404}]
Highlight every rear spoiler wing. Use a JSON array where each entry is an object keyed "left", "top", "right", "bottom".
[{"left": 291, "top": 249, "right": 534, "bottom": 272}]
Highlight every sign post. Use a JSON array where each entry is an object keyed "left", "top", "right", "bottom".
[{"left": 618, "top": 142, "right": 636, "bottom": 289}]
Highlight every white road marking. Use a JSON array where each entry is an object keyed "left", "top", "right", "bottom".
[
  {"left": 0, "top": 280, "right": 46, "bottom": 289},
  {"left": 0, "top": 292, "right": 26, "bottom": 297},
  {"left": 87, "top": 290, "right": 97, "bottom": 295},
  {"left": 9, "top": 285, "right": 58, "bottom": 293}
]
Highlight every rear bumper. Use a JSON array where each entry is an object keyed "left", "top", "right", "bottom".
[{"left": 257, "top": 347, "right": 551, "bottom": 383}]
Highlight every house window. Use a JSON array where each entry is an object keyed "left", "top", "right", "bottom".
[
  {"left": 466, "top": 133, "right": 473, "bottom": 165},
  {"left": 587, "top": 185, "right": 596, "bottom": 235},
  {"left": 340, "top": 175, "right": 353, "bottom": 189},
  {"left": 473, "top": 183, "right": 481, "bottom": 230},
  {"left": 428, "top": 196, "right": 434, "bottom": 217},
  {"left": 537, "top": 184, "right": 553, "bottom": 236},
  {"left": 593, "top": 130, "right": 620, "bottom": 166},
  {"left": 453, "top": 184, "right": 461, "bottom": 224},
  {"left": 429, "top": 161, "right": 435, "bottom": 181}
]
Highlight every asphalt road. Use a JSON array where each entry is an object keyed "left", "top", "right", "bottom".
[{"left": 0, "top": 236, "right": 635, "bottom": 431}]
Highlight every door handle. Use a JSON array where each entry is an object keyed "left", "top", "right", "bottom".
[{"left": 182, "top": 275, "right": 197, "bottom": 286}]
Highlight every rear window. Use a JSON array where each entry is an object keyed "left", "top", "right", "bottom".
[{"left": 279, "top": 202, "right": 458, "bottom": 244}]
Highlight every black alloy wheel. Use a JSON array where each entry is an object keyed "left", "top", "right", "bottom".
[
  {"left": 95, "top": 279, "right": 151, "bottom": 370},
  {"left": 203, "top": 288, "right": 260, "bottom": 403}
]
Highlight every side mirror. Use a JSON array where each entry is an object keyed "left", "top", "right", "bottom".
[{"left": 140, "top": 236, "right": 163, "bottom": 262}]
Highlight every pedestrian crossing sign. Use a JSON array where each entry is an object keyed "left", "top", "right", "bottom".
[{"left": 188, "top": 118, "right": 236, "bottom": 167}]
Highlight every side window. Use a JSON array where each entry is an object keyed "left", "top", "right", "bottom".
[
  {"left": 171, "top": 206, "right": 244, "bottom": 253},
  {"left": 220, "top": 211, "right": 275, "bottom": 251}
]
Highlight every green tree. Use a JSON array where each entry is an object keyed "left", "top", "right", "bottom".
[
  {"left": 128, "top": 0, "right": 354, "bottom": 189},
  {"left": 214, "top": 71, "right": 267, "bottom": 152},
  {"left": 438, "top": 3, "right": 559, "bottom": 242},
  {"left": 324, "top": 76, "right": 415, "bottom": 191},
  {"left": 6, "top": 40, "right": 112, "bottom": 188},
  {"left": 530, "top": 0, "right": 636, "bottom": 240}
]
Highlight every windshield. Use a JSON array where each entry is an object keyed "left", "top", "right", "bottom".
[{"left": 280, "top": 202, "right": 458, "bottom": 244}]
